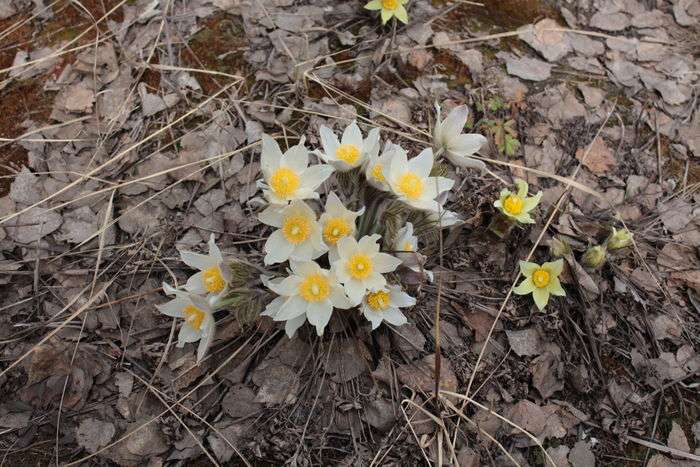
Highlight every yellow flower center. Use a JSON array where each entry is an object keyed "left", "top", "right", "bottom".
[
  {"left": 367, "top": 290, "right": 391, "bottom": 311},
  {"left": 347, "top": 253, "right": 373, "bottom": 280},
  {"left": 532, "top": 269, "right": 550, "bottom": 288},
  {"left": 323, "top": 217, "right": 352, "bottom": 245},
  {"left": 269, "top": 167, "right": 300, "bottom": 198},
  {"left": 397, "top": 172, "right": 424, "bottom": 200},
  {"left": 298, "top": 273, "right": 331, "bottom": 302},
  {"left": 202, "top": 266, "right": 225, "bottom": 293},
  {"left": 336, "top": 144, "right": 360, "bottom": 165},
  {"left": 282, "top": 215, "right": 312, "bottom": 245},
  {"left": 402, "top": 241, "right": 413, "bottom": 251},
  {"left": 183, "top": 304, "right": 205, "bottom": 330},
  {"left": 371, "top": 163, "right": 385, "bottom": 182},
  {"left": 382, "top": 0, "right": 399, "bottom": 10},
  {"left": 503, "top": 195, "right": 524, "bottom": 215}
]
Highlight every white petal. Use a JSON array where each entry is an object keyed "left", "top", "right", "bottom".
[
  {"left": 258, "top": 204, "right": 285, "bottom": 227},
  {"left": 389, "top": 287, "right": 416, "bottom": 308},
  {"left": 336, "top": 236, "right": 358, "bottom": 260},
  {"left": 178, "top": 323, "right": 201, "bottom": 345},
  {"left": 319, "top": 125, "right": 339, "bottom": 161},
  {"left": 283, "top": 142, "right": 309, "bottom": 172},
  {"left": 363, "top": 308, "right": 383, "bottom": 330},
  {"left": 261, "top": 134, "right": 283, "bottom": 172},
  {"left": 422, "top": 176, "right": 455, "bottom": 200},
  {"left": 364, "top": 127, "right": 381, "bottom": 158},
  {"left": 363, "top": 273, "right": 386, "bottom": 291},
  {"left": 387, "top": 146, "right": 409, "bottom": 184},
  {"left": 342, "top": 121, "right": 363, "bottom": 148},
  {"left": 285, "top": 314, "right": 307, "bottom": 338},
  {"left": 207, "top": 234, "right": 223, "bottom": 263},
  {"left": 290, "top": 239, "right": 315, "bottom": 262},
  {"left": 264, "top": 230, "right": 295, "bottom": 265},
  {"left": 268, "top": 276, "right": 302, "bottom": 296},
  {"left": 441, "top": 105, "right": 469, "bottom": 142},
  {"left": 330, "top": 284, "right": 355, "bottom": 309},
  {"left": 358, "top": 233, "right": 381, "bottom": 254},
  {"left": 289, "top": 260, "right": 321, "bottom": 277},
  {"left": 408, "top": 148, "right": 434, "bottom": 179},
  {"left": 184, "top": 272, "right": 206, "bottom": 295},
  {"left": 156, "top": 297, "right": 186, "bottom": 318},
  {"left": 306, "top": 300, "right": 334, "bottom": 335},
  {"left": 196, "top": 315, "right": 216, "bottom": 362},
  {"left": 373, "top": 253, "right": 402, "bottom": 273},
  {"left": 273, "top": 295, "right": 308, "bottom": 321},
  {"left": 300, "top": 164, "right": 334, "bottom": 190},
  {"left": 179, "top": 250, "right": 215, "bottom": 271},
  {"left": 344, "top": 279, "right": 366, "bottom": 304},
  {"left": 448, "top": 133, "right": 486, "bottom": 157},
  {"left": 382, "top": 308, "right": 407, "bottom": 327},
  {"left": 261, "top": 296, "right": 286, "bottom": 317}
]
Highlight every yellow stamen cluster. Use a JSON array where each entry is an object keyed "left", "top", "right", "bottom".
[
  {"left": 397, "top": 172, "right": 424, "bottom": 199},
  {"left": 336, "top": 144, "right": 360, "bottom": 165},
  {"left": 382, "top": 0, "right": 398, "bottom": 10},
  {"left": 202, "top": 266, "right": 226, "bottom": 293},
  {"left": 366, "top": 290, "right": 391, "bottom": 311},
  {"left": 503, "top": 195, "right": 524, "bottom": 215},
  {"left": 299, "top": 273, "right": 331, "bottom": 302},
  {"left": 323, "top": 217, "right": 352, "bottom": 245},
  {"left": 371, "top": 163, "right": 385, "bottom": 182},
  {"left": 270, "top": 167, "right": 300, "bottom": 198},
  {"left": 347, "top": 253, "right": 373, "bottom": 279},
  {"left": 282, "top": 215, "right": 312, "bottom": 244},
  {"left": 183, "top": 304, "right": 205, "bottom": 330},
  {"left": 532, "top": 269, "right": 550, "bottom": 288}
]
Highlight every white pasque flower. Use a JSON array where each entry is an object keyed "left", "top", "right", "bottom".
[
  {"left": 332, "top": 234, "right": 403, "bottom": 304},
  {"left": 364, "top": 141, "right": 398, "bottom": 191},
  {"left": 157, "top": 284, "right": 216, "bottom": 363},
  {"left": 261, "top": 261, "right": 353, "bottom": 337},
  {"left": 394, "top": 222, "right": 432, "bottom": 281},
  {"left": 258, "top": 134, "right": 334, "bottom": 205},
  {"left": 319, "top": 120, "right": 380, "bottom": 171},
  {"left": 360, "top": 285, "right": 415, "bottom": 330},
  {"left": 433, "top": 103, "right": 487, "bottom": 172},
  {"left": 426, "top": 191, "right": 461, "bottom": 228},
  {"left": 181, "top": 234, "right": 231, "bottom": 299},
  {"left": 319, "top": 192, "right": 365, "bottom": 262},
  {"left": 385, "top": 146, "right": 454, "bottom": 211},
  {"left": 258, "top": 200, "right": 327, "bottom": 265}
]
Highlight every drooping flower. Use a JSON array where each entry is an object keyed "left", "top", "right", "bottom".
[
  {"left": 258, "top": 134, "right": 334, "bottom": 205},
  {"left": 385, "top": 146, "right": 454, "bottom": 211},
  {"left": 364, "top": 0, "right": 409, "bottom": 25},
  {"left": 157, "top": 284, "right": 216, "bottom": 362},
  {"left": 607, "top": 227, "right": 633, "bottom": 250},
  {"left": 181, "top": 234, "right": 231, "bottom": 299},
  {"left": 332, "top": 234, "right": 403, "bottom": 304},
  {"left": 494, "top": 178, "right": 542, "bottom": 224},
  {"left": 318, "top": 121, "right": 380, "bottom": 172},
  {"left": 394, "top": 222, "right": 432, "bottom": 281},
  {"left": 258, "top": 200, "right": 327, "bottom": 265},
  {"left": 261, "top": 261, "right": 353, "bottom": 337},
  {"left": 433, "top": 103, "right": 487, "bottom": 171},
  {"left": 364, "top": 141, "right": 397, "bottom": 191},
  {"left": 513, "top": 259, "right": 566, "bottom": 311},
  {"left": 360, "top": 285, "right": 415, "bottom": 330},
  {"left": 425, "top": 191, "right": 461, "bottom": 227},
  {"left": 319, "top": 192, "right": 365, "bottom": 261}
]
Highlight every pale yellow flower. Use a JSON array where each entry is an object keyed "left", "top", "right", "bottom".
[
  {"left": 364, "top": 0, "right": 409, "bottom": 25},
  {"left": 513, "top": 259, "right": 566, "bottom": 310},
  {"left": 494, "top": 178, "right": 542, "bottom": 224}
]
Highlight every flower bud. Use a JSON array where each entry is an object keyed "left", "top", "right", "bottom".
[
  {"left": 549, "top": 236, "right": 572, "bottom": 258},
  {"left": 582, "top": 244, "right": 607, "bottom": 269},
  {"left": 607, "top": 227, "right": 633, "bottom": 250}
]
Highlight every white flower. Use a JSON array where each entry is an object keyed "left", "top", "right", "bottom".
[
  {"left": 258, "top": 200, "right": 327, "bottom": 265},
  {"left": 319, "top": 192, "right": 365, "bottom": 262},
  {"left": 360, "top": 285, "right": 415, "bottom": 330},
  {"left": 258, "top": 134, "right": 334, "bottom": 205},
  {"left": 261, "top": 261, "right": 353, "bottom": 337},
  {"left": 364, "top": 141, "right": 397, "bottom": 191},
  {"left": 157, "top": 284, "right": 216, "bottom": 362},
  {"left": 386, "top": 146, "right": 454, "bottom": 211},
  {"left": 426, "top": 191, "right": 462, "bottom": 228},
  {"left": 332, "top": 234, "right": 403, "bottom": 304},
  {"left": 181, "top": 234, "right": 231, "bottom": 299},
  {"left": 433, "top": 103, "right": 487, "bottom": 172},
  {"left": 394, "top": 222, "right": 433, "bottom": 281},
  {"left": 318, "top": 120, "right": 380, "bottom": 171}
]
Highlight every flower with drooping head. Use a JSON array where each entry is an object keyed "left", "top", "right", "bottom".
[
  {"left": 394, "top": 222, "right": 432, "bottom": 281},
  {"left": 364, "top": 0, "right": 409, "bottom": 25},
  {"left": 333, "top": 234, "right": 403, "bottom": 304},
  {"left": 494, "top": 178, "right": 542, "bottom": 224},
  {"left": 364, "top": 141, "right": 397, "bottom": 191},
  {"left": 513, "top": 259, "right": 566, "bottom": 311},
  {"left": 433, "top": 103, "right": 487, "bottom": 172},
  {"left": 318, "top": 121, "right": 380, "bottom": 172},
  {"left": 385, "top": 146, "right": 454, "bottom": 211},
  {"left": 607, "top": 227, "right": 633, "bottom": 250},
  {"left": 181, "top": 234, "right": 231, "bottom": 299},
  {"left": 320, "top": 192, "right": 365, "bottom": 261},
  {"left": 258, "top": 134, "right": 334, "bottom": 205},
  {"left": 258, "top": 200, "right": 327, "bottom": 265},
  {"left": 261, "top": 261, "right": 353, "bottom": 337},
  {"left": 157, "top": 283, "right": 216, "bottom": 362},
  {"left": 361, "top": 285, "right": 415, "bottom": 330},
  {"left": 425, "top": 191, "right": 461, "bottom": 228}
]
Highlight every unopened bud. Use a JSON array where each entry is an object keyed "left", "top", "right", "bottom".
[
  {"left": 582, "top": 244, "right": 607, "bottom": 269},
  {"left": 607, "top": 227, "right": 633, "bottom": 250},
  {"left": 549, "top": 236, "right": 572, "bottom": 258}
]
